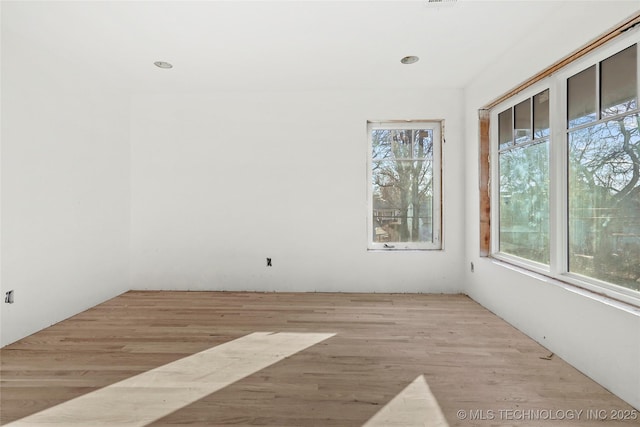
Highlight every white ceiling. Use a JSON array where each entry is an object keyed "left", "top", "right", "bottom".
[{"left": 0, "top": 1, "right": 603, "bottom": 92}]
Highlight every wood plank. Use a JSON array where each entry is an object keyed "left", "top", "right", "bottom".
[
  {"left": 363, "top": 375, "right": 448, "bottom": 427},
  {"left": 4, "top": 333, "right": 334, "bottom": 426},
  {"left": 479, "top": 109, "right": 491, "bottom": 257},
  {"left": 1, "top": 291, "right": 637, "bottom": 426}
]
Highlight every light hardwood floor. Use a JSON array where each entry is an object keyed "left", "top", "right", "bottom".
[{"left": 1, "top": 291, "right": 638, "bottom": 426}]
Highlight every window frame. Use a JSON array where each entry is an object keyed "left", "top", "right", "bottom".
[
  {"left": 491, "top": 84, "right": 553, "bottom": 276},
  {"left": 488, "top": 27, "right": 640, "bottom": 306},
  {"left": 367, "top": 120, "right": 443, "bottom": 251}
]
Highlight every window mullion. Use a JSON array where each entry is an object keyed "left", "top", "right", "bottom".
[
  {"left": 549, "top": 78, "right": 568, "bottom": 276},
  {"left": 490, "top": 112, "right": 501, "bottom": 255},
  {"left": 595, "top": 62, "right": 601, "bottom": 120}
]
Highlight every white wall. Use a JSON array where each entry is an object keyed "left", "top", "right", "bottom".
[
  {"left": 463, "top": 3, "right": 640, "bottom": 410},
  {"left": 0, "top": 31, "right": 131, "bottom": 346},
  {"left": 130, "top": 89, "right": 465, "bottom": 293}
]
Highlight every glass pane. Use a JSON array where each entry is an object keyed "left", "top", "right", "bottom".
[
  {"left": 372, "top": 128, "right": 433, "bottom": 161},
  {"left": 499, "top": 140, "right": 550, "bottom": 264},
  {"left": 601, "top": 44, "right": 637, "bottom": 117},
  {"left": 499, "top": 108, "right": 513, "bottom": 149},
  {"left": 533, "top": 89, "right": 550, "bottom": 139},
  {"left": 372, "top": 160, "right": 433, "bottom": 243},
  {"left": 414, "top": 129, "right": 433, "bottom": 158},
  {"left": 372, "top": 129, "right": 393, "bottom": 160},
  {"left": 568, "top": 113, "right": 640, "bottom": 291},
  {"left": 391, "top": 129, "right": 413, "bottom": 159},
  {"left": 514, "top": 99, "right": 532, "bottom": 143},
  {"left": 568, "top": 65, "right": 597, "bottom": 128}
]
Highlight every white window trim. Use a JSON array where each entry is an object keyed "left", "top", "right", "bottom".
[
  {"left": 490, "top": 83, "right": 552, "bottom": 277},
  {"left": 367, "top": 120, "right": 442, "bottom": 251},
  {"left": 489, "top": 28, "right": 640, "bottom": 307}
]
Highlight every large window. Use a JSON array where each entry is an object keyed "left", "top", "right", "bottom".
[
  {"left": 490, "top": 33, "right": 640, "bottom": 303},
  {"left": 368, "top": 121, "right": 442, "bottom": 250},
  {"left": 498, "top": 90, "right": 550, "bottom": 265},
  {"left": 567, "top": 44, "right": 638, "bottom": 290}
]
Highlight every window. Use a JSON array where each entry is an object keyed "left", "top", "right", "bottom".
[
  {"left": 567, "top": 44, "right": 638, "bottom": 290},
  {"left": 489, "top": 31, "right": 640, "bottom": 304},
  {"left": 497, "top": 90, "right": 550, "bottom": 265},
  {"left": 368, "top": 121, "right": 442, "bottom": 250}
]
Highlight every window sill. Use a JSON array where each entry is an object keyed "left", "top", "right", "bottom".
[
  {"left": 488, "top": 256, "right": 640, "bottom": 315},
  {"left": 367, "top": 248, "right": 443, "bottom": 252}
]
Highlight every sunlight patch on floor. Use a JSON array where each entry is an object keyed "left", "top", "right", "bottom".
[
  {"left": 363, "top": 375, "right": 449, "bottom": 427},
  {"left": 5, "top": 332, "right": 335, "bottom": 426}
]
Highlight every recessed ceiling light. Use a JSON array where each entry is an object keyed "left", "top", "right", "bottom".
[
  {"left": 154, "top": 61, "right": 173, "bottom": 69},
  {"left": 400, "top": 56, "right": 419, "bottom": 65}
]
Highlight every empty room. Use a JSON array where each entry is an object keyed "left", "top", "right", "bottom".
[{"left": 1, "top": 0, "right": 639, "bottom": 426}]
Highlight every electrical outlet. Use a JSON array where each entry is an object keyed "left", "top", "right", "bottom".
[{"left": 5, "top": 290, "right": 14, "bottom": 304}]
